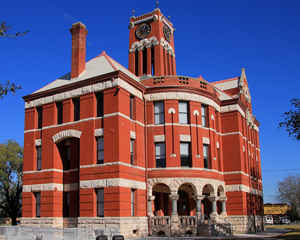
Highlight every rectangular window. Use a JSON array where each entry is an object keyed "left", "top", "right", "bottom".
[
  {"left": 180, "top": 142, "right": 191, "bottom": 167},
  {"left": 130, "top": 95, "right": 134, "bottom": 119},
  {"left": 96, "top": 92, "right": 104, "bottom": 117},
  {"left": 154, "top": 101, "right": 164, "bottom": 124},
  {"left": 179, "top": 101, "right": 189, "bottom": 124},
  {"left": 97, "top": 137, "right": 104, "bottom": 164},
  {"left": 155, "top": 142, "right": 166, "bottom": 168},
  {"left": 56, "top": 101, "right": 63, "bottom": 124},
  {"left": 73, "top": 98, "right": 80, "bottom": 121},
  {"left": 131, "top": 189, "right": 136, "bottom": 216},
  {"left": 34, "top": 192, "right": 41, "bottom": 218},
  {"left": 96, "top": 188, "right": 104, "bottom": 217},
  {"left": 36, "top": 146, "right": 42, "bottom": 171},
  {"left": 203, "top": 144, "right": 210, "bottom": 169},
  {"left": 63, "top": 192, "right": 70, "bottom": 217},
  {"left": 37, "top": 107, "right": 43, "bottom": 129},
  {"left": 201, "top": 105, "right": 208, "bottom": 127},
  {"left": 130, "top": 139, "right": 135, "bottom": 165}
]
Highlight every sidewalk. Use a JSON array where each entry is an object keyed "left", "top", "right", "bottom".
[{"left": 132, "top": 228, "right": 290, "bottom": 239}]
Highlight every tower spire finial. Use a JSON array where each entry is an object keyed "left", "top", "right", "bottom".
[{"left": 155, "top": 0, "right": 159, "bottom": 8}]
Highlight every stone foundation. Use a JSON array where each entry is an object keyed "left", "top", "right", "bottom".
[
  {"left": 78, "top": 217, "right": 148, "bottom": 239},
  {"left": 21, "top": 217, "right": 148, "bottom": 239},
  {"left": 226, "top": 215, "right": 264, "bottom": 233}
]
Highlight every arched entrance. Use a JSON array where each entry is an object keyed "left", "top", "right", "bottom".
[
  {"left": 152, "top": 183, "right": 171, "bottom": 216},
  {"left": 56, "top": 137, "right": 80, "bottom": 220},
  {"left": 202, "top": 184, "right": 214, "bottom": 219},
  {"left": 177, "top": 184, "right": 196, "bottom": 216}
]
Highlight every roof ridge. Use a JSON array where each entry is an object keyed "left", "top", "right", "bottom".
[{"left": 102, "top": 52, "right": 118, "bottom": 71}]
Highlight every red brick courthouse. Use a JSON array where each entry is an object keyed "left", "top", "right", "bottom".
[{"left": 21, "top": 7, "right": 263, "bottom": 238}]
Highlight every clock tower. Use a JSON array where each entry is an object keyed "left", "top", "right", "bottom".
[{"left": 128, "top": 8, "right": 176, "bottom": 77}]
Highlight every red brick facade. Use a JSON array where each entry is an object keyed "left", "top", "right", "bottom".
[{"left": 22, "top": 8, "right": 263, "bottom": 238}]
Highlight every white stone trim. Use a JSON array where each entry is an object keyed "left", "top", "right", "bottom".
[
  {"left": 214, "top": 80, "right": 238, "bottom": 90},
  {"left": 193, "top": 110, "right": 199, "bottom": 116},
  {"left": 222, "top": 131, "right": 242, "bottom": 137},
  {"left": 144, "top": 92, "right": 220, "bottom": 111},
  {"left": 162, "top": 17, "right": 174, "bottom": 32},
  {"left": 202, "top": 137, "right": 210, "bottom": 144},
  {"left": 148, "top": 167, "right": 222, "bottom": 174},
  {"left": 23, "top": 183, "right": 78, "bottom": 192},
  {"left": 153, "top": 135, "right": 165, "bottom": 142},
  {"left": 80, "top": 162, "right": 145, "bottom": 171},
  {"left": 216, "top": 141, "right": 220, "bottom": 149},
  {"left": 35, "top": 139, "right": 42, "bottom": 146},
  {"left": 80, "top": 178, "right": 146, "bottom": 190},
  {"left": 168, "top": 107, "right": 176, "bottom": 114},
  {"left": 23, "top": 168, "right": 78, "bottom": 175},
  {"left": 94, "top": 128, "right": 104, "bottom": 137},
  {"left": 52, "top": 129, "right": 82, "bottom": 143},
  {"left": 132, "top": 16, "right": 154, "bottom": 25},
  {"left": 130, "top": 131, "right": 136, "bottom": 139},
  {"left": 180, "top": 134, "right": 191, "bottom": 142},
  {"left": 223, "top": 171, "right": 249, "bottom": 177},
  {"left": 220, "top": 104, "right": 245, "bottom": 118},
  {"left": 24, "top": 112, "right": 145, "bottom": 133},
  {"left": 225, "top": 184, "right": 262, "bottom": 196},
  {"left": 25, "top": 78, "right": 142, "bottom": 109}
]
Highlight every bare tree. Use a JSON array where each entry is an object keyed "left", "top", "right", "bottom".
[
  {"left": 279, "top": 98, "right": 300, "bottom": 140},
  {"left": 277, "top": 175, "right": 300, "bottom": 220},
  {"left": 0, "top": 22, "right": 27, "bottom": 98}
]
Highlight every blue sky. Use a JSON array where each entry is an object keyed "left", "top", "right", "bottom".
[{"left": 1, "top": 0, "right": 299, "bottom": 203}]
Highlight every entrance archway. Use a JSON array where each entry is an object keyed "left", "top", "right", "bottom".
[
  {"left": 56, "top": 137, "right": 80, "bottom": 219},
  {"left": 177, "top": 183, "right": 196, "bottom": 216},
  {"left": 152, "top": 183, "right": 171, "bottom": 216},
  {"left": 202, "top": 184, "right": 214, "bottom": 219}
]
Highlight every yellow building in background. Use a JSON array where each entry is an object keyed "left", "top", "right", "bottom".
[{"left": 264, "top": 203, "right": 291, "bottom": 215}]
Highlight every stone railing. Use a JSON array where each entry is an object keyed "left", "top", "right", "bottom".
[
  {"left": 179, "top": 216, "right": 197, "bottom": 226},
  {"left": 149, "top": 216, "right": 171, "bottom": 236},
  {"left": 150, "top": 216, "right": 171, "bottom": 226}
]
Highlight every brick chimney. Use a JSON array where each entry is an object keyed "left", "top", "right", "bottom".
[{"left": 70, "top": 22, "right": 88, "bottom": 79}]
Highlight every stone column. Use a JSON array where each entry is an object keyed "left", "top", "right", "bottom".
[
  {"left": 170, "top": 194, "right": 179, "bottom": 216},
  {"left": 220, "top": 196, "right": 227, "bottom": 216},
  {"left": 208, "top": 195, "right": 218, "bottom": 220},
  {"left": 147, "top": 195, "right": 155, "bottom": 216},
  {"left": 195, "top": 195, "right": 205, "bottom": 218},
  {"left": 170, "top": 193, "right": 180, "bottom": 236}
]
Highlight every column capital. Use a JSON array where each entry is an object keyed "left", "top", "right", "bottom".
[
  {"left": 170, "top": 194, "right": 179, "bottom": 201},
  {"left": 194, "top": 195, "right": 206, "bottom": 201},
  {"left": 219, "top": 196, "right": 227, "bottom": 202},
  {"left": 148, "top": 195, "right": 155, "bottom": 201},
  {"left": 208, "top": 194, "right": 218, "bottom": 202}
]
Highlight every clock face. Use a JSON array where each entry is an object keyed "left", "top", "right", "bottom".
[
  {"left": 163, "top": 24, "right": 171, "bottom": 42},
  {"left": 135, "top": 23, "right": 151, "bottom": 40}
]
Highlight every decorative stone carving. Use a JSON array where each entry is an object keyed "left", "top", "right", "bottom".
[{"left": 52, "top": 129, "right": 82, "bottom": 143}]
